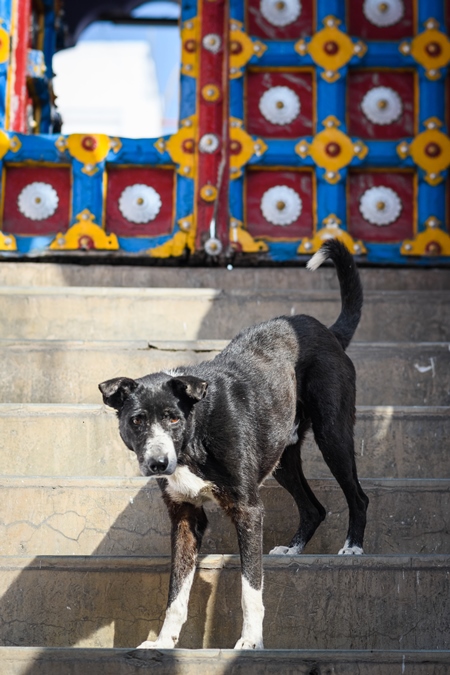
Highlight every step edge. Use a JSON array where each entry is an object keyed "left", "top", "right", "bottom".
[
  {"left": 1, "top": 287, "right": 449, "bottom": 299},
  {"left": 0, "top": 553, "right": 448, "bottom": 573},
  {"left": 1, "top": 339, "right": 449, "bottom": 350},
  {"left": 1, "top": 646, "right": 450, "bottom": 661},
  {"left": 1, "top": 403, "right": 448, "bottom": 416},
  {"left": 0, "top": 476, "right": 449, "bottom": 488}
]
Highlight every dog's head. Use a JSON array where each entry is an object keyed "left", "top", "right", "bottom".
[{"left": 99, "top": 373, "right": 208, "bottom": 477}]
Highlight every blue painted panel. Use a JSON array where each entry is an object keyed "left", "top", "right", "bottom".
[
  {"left": 71, "top": 161, "right": 104, "bottom": 225},
  {"left": 229, "top": 176, "right": 243, "bottom": 221},
  {"left": 175, "top": 175, "right": 194, "bottom": 220},
  {"left": 418, "top": 176, "right": 447, "bottom": 230}
]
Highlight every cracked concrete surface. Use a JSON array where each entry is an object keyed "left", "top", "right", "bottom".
[
  {"left": 0, "top": 555, "right": 448, "bottom": 650},
  {"left": 0, "top": 477, "right": 449, "bottom": 557}
]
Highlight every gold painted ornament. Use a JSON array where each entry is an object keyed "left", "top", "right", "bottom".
[
  {"left": 295, "top": 16, "right": 366, "bottom": 82},
  {"left": 229, "top": 218, "right": 269, "bottom": 253},
  {"left": 399, "top": 19, "right": 450, "bottom": 80},
  {"left": 296, "top": 116, "right": 367, "bottom": 183},
  {"left": 0, "top": 26, "right": 10, "bottom": 63},
  {"left": 396, "top": 118, "right": 450, "bottom": 185},
  {"left": 229, "top": 118, "right": 268, "bottom": 179},
  {"left": 50, "top": 210, "right": 119, "bottom": 250},
  {"left": 0, "top": 130, "right": 21, "bottom": 160},
  {"left": 155, "top": 116, "right": 197, "bottom": 178},
  {"left": 298, "top": 215, "right": 367, "bottom": 255},
  {"left": 149, "top": 228, "right": 195, "bottom": 258},
  {"left": 229, "top": 20, "right": 267, "bottom": 78},
  {"left": 181, "top": 17, "right": 199, "bottom": 77},
  {"left": 401, "top": 217, "right": 450, "bottom": 257},
  {"left": 56, "top": 134, "right": 121, "bottom": 175},
  {"left": 0, "top": 231, "right": 17, "bottom": 251}
]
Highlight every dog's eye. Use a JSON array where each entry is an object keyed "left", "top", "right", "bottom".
[
  {"left": 131, "top": 415, "right": 145, "bottom": 427},
  {"left": 163, "top": 411, "right": 179, "bottom": 424}
]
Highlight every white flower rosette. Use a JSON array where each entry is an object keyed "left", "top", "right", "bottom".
[
  {"left": 361, "top": 86, "right": 403, "bottom": 125},
  {"left": 260, "top": 0, "right": 301, "bottom": 26},
  {"left": 17, "top": 182, "right": 59, "bottom": 220},
  {"left": 198, "top": 134, "right": 220, "bottom": 153},
  {"left": 363, "top": 0, "right": 404, "bottom": 27},
  {"left": 118, "top": 184, "right": 162, "bottom": 224},
  {"left": 359, "top": 186, "right": 402, "bottom": 226},
  {"left": 259, "top": 86, "right": 300, "bottom": 126},
  {"left": 260, "top": 185, "right": 302, "bottom": 226}
]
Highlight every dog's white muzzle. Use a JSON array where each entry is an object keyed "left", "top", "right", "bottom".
[{"left": 142, "top": 424, "right": 178, "bottom": 476}]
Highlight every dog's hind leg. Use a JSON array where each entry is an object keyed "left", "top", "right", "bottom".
[
  {"left": 310, "top": 413, "right": 369, "bottom": 555},
  {"left": 228, "top": 497, "right": 265, "bottom": 649},
  {"left": 270, "top": 441, "right": 326, "bottom": 555},
  {"left": 136, "top": 500, "right": 208, "bottom": 649}
]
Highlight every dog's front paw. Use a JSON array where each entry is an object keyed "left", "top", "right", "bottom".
[
  {"left": 136, "top": 638, "right": 175, "bottom": 649},
  {"left": 338, "top": 545, "right": 364, "bottom": 555},
  {"left": 234, "top": 637, "right": 264, "bottom": 650},
  {"left": 269, "top": 545, "right": 299, "bottom": 555}
]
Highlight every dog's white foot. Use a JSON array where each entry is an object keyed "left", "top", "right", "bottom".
[
  {"left": 234, "top": 637, "right": 264, "bottom": 650},
  {"left": 338, "top": 545, "right": 364, "bottom": 555},
  {"left": 136, "top": 639, "right": 174, "bottom": 649},
  {"left": 269, "top": 545, "right": 300, "bottom": 555}
]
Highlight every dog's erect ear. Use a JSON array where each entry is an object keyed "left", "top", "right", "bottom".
[
  {"left": 169, "top": 376, "right": 208, "bottom": 403},
  {"left": 99, "top": 377, "right": 138, "bottom": 410}
]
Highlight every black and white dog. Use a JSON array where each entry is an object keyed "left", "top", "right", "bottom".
[{"left": 99, "top": 239, "right": 368, "bottom": 650}]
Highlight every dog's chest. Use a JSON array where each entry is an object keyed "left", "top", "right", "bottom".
[{"left": 165, "top": 465, "right": 215, "bottom": 505}]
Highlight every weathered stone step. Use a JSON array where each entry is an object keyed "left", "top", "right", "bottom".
[
  {"left": 1, "top": 287, "right": 448, "bottom": 341},
  {"left": 2, "top": 340, "right": 449, "bottom": 406},
  {"left": 1, "top": 477, "right": 448, "bottom": 556},
  {"left": 0, "top": 555, "right": 448, "bottom": 650},
  {"left": 1, "top": 647, "right": 449, "bottom": 675},
  {"left": 2, "top": 404, "right": 447, "bottom": 479},
  {"left": 2, "top": 261, "right": 450, "bottom": 290}
]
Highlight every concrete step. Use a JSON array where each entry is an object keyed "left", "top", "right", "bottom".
[
  {"left": 2, "top": 404, "right": 447, "bottom": 479},
  {"left": 1, "top": 287, "right": 449, "bottom": 342},
  {"left": 0, "top": 554, "right": 448, "bottom": 650},
  {"left": 2, "top": 261, "right": 450, "bottom": 290},
  {"left": 1, "top": 647, "right": 450, "bottom": 675},
  {"left": 1, "top": 339, "right": 449, "bottom": 406},
  {"left": 1, "top": 477, "right": 448, "bottom": 556}
]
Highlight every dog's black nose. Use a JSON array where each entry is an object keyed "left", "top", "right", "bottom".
[{"left": 149, "top": 456, "right": 169, "bottom": 474}]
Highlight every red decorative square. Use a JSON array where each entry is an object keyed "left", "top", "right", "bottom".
[
  {"left": 247, "top": 0, "right": 313, "bottom": 40},
  {"left": 106, "top": 167, "right": 175, "bottom": 237},
  {"left": 347, "top": 0, "right": 414, "bottom": 40},
  {"left": 348, "top": 171, "right": 414, "bottom": 243},
  {"left": 246, "top": 169, "right": 314, "bottom": 240},
  {"left": 2, "top": 165, "right": 71, "bottom": 236},
  {"left": 347, "top": 70, "right": 415, "bottom": 140},
  {"left": 246, "top": 70, "right": 314, "bottom": 139}
]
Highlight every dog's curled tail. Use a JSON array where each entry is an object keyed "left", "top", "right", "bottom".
[{"left": 307, "top": 238, "right": 363, "bottom": 350}]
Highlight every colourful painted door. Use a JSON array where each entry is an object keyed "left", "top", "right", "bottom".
[{"left": 0, "top": 0, "right": 449, "bottom": 263}]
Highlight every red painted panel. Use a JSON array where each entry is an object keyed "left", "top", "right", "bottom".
[
  {"left": 195, "top": 0, "right": 229, "bottom": 249},
  {"left": 246, "top": 70, "right": 313, "bottom": 139},
  {"left": 348, "top": 171, "right": 414, "bottom": 243},
  {"left": 106, "top": 167, "right": 175, "bottom": 237},
  {"left": 347, "top": 0, "right": 414, "bottom": 40},
  {"left": 3, "top": 165, "right": 71, "bottom": 235},
  {"left": 10, "top": 0, "right": 31, "bottom": 132},
  {"left": 247, "top": 0, "right": 313, "bottom": 40},
  {"left": 246, "top": 169, "right": 314, "bottom": 239},
  {"left": 347, "top": 70, "right": 415, "bottom": 140}
]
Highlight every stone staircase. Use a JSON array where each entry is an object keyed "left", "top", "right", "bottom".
[{"left": 0, "top": 261, "right": 449, "bottom": 674}]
